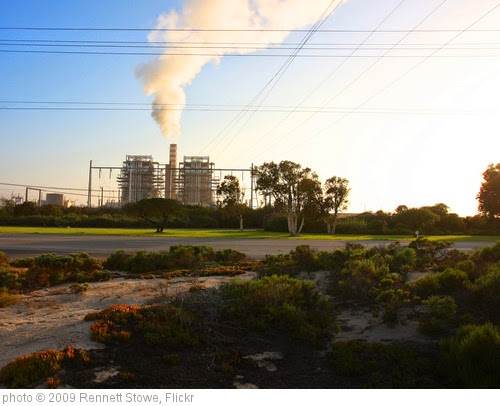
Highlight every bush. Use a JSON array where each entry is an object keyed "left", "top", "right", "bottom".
[
  {"left": 330, "top": 341, "right": 436, "bottom": 387},
  {"left": 86, "top": 304, "right": 198, "bottom": 349},
  {"left": 0, "top": 292, "right": 20, "bottom": 307},
  {"left": 335, "top": 258, "right": 389, "bottom": 302},
  {"left": 440, "top": 323, "right": 500, "bottom": 388},
  {"left": 471, "top": 264, "right": 500, "bottom": 322},
  {"left": 437, "top": 268, "right": 471, "bottom": 293},
  {"left": 11, "top": 253, "right": 104, "bottom": 289},
  {"left": 419, "top": 295, "right": 457, "bottom": 336},
  {"left": 68, "top": 283, "right": 89, "bottom": 294},
  {"left": 104, "top": 246, "right": 246, "bottom": 274},
  {"left": 213, "top": 275, "right": 335, "bottom": 347},
  {"left": 0, "top": 347, "right": 89, "bottom": 388},
  {"left": 0, "top": 267, "right": 22, "bottom": 292},
  {"left": 0, "top": 251, "right": 8, "bottom": 266}
]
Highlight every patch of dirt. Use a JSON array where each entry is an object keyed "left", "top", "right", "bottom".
[
  {"left": 335, "top": 308, "right": 433, "bottom": 343},
  {"left": 0, "top": 272, "right": 256, "bottom": 369}
]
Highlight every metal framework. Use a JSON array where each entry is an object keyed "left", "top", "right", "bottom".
[
  {"left": 117, "top": 155, "right": 165, "bottom": 204},
  {"left": 87, "top": 160, "right": 257, "bottom": 208}
]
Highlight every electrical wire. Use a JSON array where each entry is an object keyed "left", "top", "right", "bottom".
[{"left": 273, "top": 2, "right": 500, "bottom": 161}]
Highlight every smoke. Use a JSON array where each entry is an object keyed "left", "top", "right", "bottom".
[{"left": 135, "top": 0, "right": 336, "bottom": 140}]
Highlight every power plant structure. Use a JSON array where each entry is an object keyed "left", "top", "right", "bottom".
[
  {"left": 87, "top": 144, "right": 256, "bottom": 208},
  {"left": 177, "top": 156, "right": 218, "bottom": 207},
  {"left": 117, "top": 155, "right": 165, "bottom": 204}
]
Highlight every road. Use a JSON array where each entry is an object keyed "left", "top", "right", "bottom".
[{"left": 0, "top": 234, "right": 494, "bottom": 259}]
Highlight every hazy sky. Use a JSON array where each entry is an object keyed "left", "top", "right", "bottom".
[{"left": 0, "top": 0, "right": 499, "bottom": 215}]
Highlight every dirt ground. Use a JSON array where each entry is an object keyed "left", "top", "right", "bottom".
[{"left": 0, "top": 273, "right": 256, "bottom": 370}]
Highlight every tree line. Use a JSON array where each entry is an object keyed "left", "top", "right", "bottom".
[{"left": 1, "top": 161, "right": 498, "bottom": 236}]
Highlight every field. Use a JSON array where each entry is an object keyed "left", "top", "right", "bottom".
[{"left": 0, "top": 226, "right": 498, "bottom": 242}]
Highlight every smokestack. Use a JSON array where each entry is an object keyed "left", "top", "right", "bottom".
[
  {"left": 169, "top": 144, "right": 177, "bottom": 169},
  {"left": 166, "top": 144, "right": 178, "bottom": 199}
]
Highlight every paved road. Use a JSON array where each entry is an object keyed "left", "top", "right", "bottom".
[{"left": 0, "top": 234, "right": 495, "bottom": 259}]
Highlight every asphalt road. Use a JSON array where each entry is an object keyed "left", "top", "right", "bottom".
[{"left": 0, "top": 234, "right": 495, "bottom": 259}]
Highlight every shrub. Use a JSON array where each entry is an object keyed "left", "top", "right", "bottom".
[
  {"left": 440, "top": 323, "right": 500, "bottom": 388},
  {"left": 330, "top": 341, "right": 436, "bottom": 387},
  {"left": 437, "top": 268, "right": 471, "bottom": 293},
  {"left": 411, "top": 273, "right": 440, "bottom": 298},
  {"left": 390, "top": 247, "right": 416, "bottom": 278},
  {"left": 336, "top": 258, "right": 389, "bottom": 302},
  {"left": 289, "top": 245, "right": 320, "bottom": 272},
  {"left": 0, "top": 292, "right": 20, "bottom": 307},
  {"left": 214, "top": 248, "right": 246, "bottom": 264},
  {"left": 0, "top": 267, "right": 22, "bottom": 292},
  {"left": 0, "top": 346, "right": 89, "bottom": 388},
  {"left": 471, "top": 264, "right": 500, "bottom": 322},
  {"left": 104, "top": 250, "right": 134, "bottom": 271},
  {"left": 0, "top": 251, "right": 8, "bottom": 266},
  {"left": 86, "top": 303, "right": 198, "bottom": 349},
  {"left": 68, "top": 283, "right": 89, "bottom": 294},
  {"left": 213, "top": 275, "right": 334, "bottom": 347},
  {"left": 419, "top": 295, "right": 457, "bottom": 336}
]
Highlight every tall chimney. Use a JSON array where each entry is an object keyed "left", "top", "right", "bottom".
[{"left": 166, "top": 144, "right": 177, "bottom": 199}]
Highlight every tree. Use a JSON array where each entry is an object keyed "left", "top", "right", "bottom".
[
  {"left": 252, "top": 161, "right": 322, "bottom": 236},
  {"left": 216, "top": 175, "right": 246, "bottom": 231},
  {"left": 323, "top": 176, "right": 350, "bottom": 234},
  {"left": 477, "top": 163, "right": 500, "bottom": 219},
  {"left": 125, "top": 198, "right": 184, "bottom": 233}
]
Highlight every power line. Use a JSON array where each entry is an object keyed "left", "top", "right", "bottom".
[
  {"left": 0, "top": 106, "right": 484, "bottom": 115},
  {"left": 2, "top": 41, "right": 500, "bottom": 51},
  {"left": 248, "top": 0, "right": 451, "bottom": 163},
  {"left": 2, "top": 49, "right": 497, "bottom": 57},
  {"left": 274, "top": 2, "right": 500, "bottom": 161},
  {"left": 3, "top": 38, "right": 500, "bottom": 46},
  {"left": 199, "top": 0, "right": 342, "bottom": 157},
  {"left": 1, "top": 26, "right": 499, "bottom": 32}
]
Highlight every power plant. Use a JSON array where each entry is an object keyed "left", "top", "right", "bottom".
[{"left": 86, "top": 144, "right": 255, "bottom": 208}]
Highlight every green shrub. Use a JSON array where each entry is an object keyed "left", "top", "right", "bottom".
[
  {"left": 440, "top": 323, "right": 500, "bottom": 388},
  {"left": 330, "top": 341, "right": 436, "bottom": 387},
  {"left": 214, "top": 248, "right": 246, "bottom": 264},
  {"left": 0, "top": 267, "right": 22, "bottom": 291},
  {"left": 390, "top": 247, "right": 416, "bottom": 276},
  {"left": 214, "top": 275, "right": 334, "bottom": 347},
  {"left": 68, "top": 283, "right": 89, "bottom": 294},
  {"left": 336, "top": 258, "right": 389, "bottom": 302},
  {"left": 471, "top": 264, "right": 500, "bottom": 322},
  {"left": 0, "top": 292, "right": 20, "bottom": 307},
  {"left": 437, "top": 268, "right": 471, "bottom": 293},
  {"left": 419, "top": 295, "right": 457, "bottom": 336},
  {"left": 103, "top": 250, "right": 134, "bottom": 271},
  {"left": 289, "top": 245, "right": 320, "bottom": 272}
]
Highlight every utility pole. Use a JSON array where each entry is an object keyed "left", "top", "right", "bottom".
[
  {"left": 250, "top": 163, "right": 254, "bottom": 209},
  {"left": 87, "top": 160, "right": 92, "bottom": 207},
  {"left": 100, "top": 187, "right": 104, "bottom": 207}
]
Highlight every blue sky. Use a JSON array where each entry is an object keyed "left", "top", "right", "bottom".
[{"left": 0, "top": 0, "right": 499, "bottom": 215}]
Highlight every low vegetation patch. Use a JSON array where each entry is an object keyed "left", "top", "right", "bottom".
[
  {"left": 440, "top": 323, "right": 500, "bottom": 388},
  {"left": 0, "top": 347, "right": 89, "bottom": 388},
  {"left": 104, "top": 245, "right": 246, "bottom": 274}
]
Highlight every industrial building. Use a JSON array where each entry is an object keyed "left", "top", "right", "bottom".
[
  {"left": 177, "top": 156, "right": 218, "bottom": 207},
  {"left": 45, "top": 193, "right": 65, "bottom": 206},
  {"left": 88, "top": 144, "right": 251, "bottom": 208},
  {"left": 117, "top": 155, "right": 164, "bottom": 204}
]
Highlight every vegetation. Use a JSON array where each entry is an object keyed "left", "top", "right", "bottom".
[
  {"left": 440, "top": 323, "right": 500, "bottom": 388},
  {"left": 0, "top": 347, "right": 89, "bottom": 388},
  {"left": 477, "top": 163, "right": 500, "bottom": 219}
]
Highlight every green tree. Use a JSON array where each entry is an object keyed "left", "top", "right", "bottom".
[
  {"left": 125, "top": 198, "right": 184, "bottom": 233},
  {"left": 323, "top": 176, "right": 350, "bottom": 234},
  {"left": 477, "top": 163, "right": 500, "bottom": 219},
  {"left": 216, "top": 175, "right": 246, "bottom": 231},
  {"left": 252, "top": 161, "right": 322, "bottom": 236}
]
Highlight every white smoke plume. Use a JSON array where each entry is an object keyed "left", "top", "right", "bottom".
[{"left": 136, "top": 0, "right": 337, "bottom": 140}]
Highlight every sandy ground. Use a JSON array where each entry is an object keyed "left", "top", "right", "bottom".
[
  {"left": 0, "top": 269, "right": 433, "bottom": 374},
  {"left": 0, "top": 273, "right": 256, "bottom": 370}
]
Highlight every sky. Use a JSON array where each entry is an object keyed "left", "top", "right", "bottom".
[{"left": 0, "top": 0, "right": 499, "bottom": 216}]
